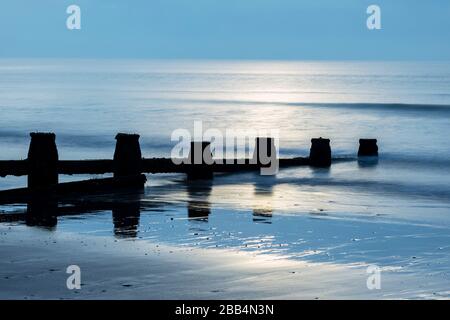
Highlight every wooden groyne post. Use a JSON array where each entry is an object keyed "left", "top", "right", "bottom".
[
  {"left": 187, "top": 141, "right": 213, "bottom": 179},
  {"left": 358, "top": 139, "right": 378, "bottom": 157},
  {"left": 0, "top": 132, "right": 381, "bottom": 206},
  {"left": 309, "top": 138, "right": 331, "bottom": 167},
  {"left": 26, "top": 132, "right": 59, "bottom": 225},
  {"left": 113, "top": 133, "right": 143, "bottom": 177},
  {"left": 27, "top": 132, "right": 59, "bottom": 189}
]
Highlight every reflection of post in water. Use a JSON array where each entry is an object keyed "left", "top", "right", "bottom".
[
  {"left": 112, "top": 191, "right": 143, "bottom": 238},
  {"left": 187, "top": 180, "right": 212, "bottom": 221},
  {"left": 357, "top": 157, "right": 379, "bottom": 168},
  {"left": 26, "top": 192, "right": 58, "bottom": 229},
  {"left": 252, "top": 176, "right": 274, "bottom": 224},
  {"left": 253, "top": 208, "right": 273, "bottom": 224}
]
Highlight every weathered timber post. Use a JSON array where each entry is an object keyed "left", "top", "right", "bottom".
[
  {"left": 27, "top": 132, "right": 59, "bottom": 189},
  {"left": 26, "top": 132, "right": 59, "bottom": 223},
  {"left": 358, "top": 139, "right": 378, "bottom": 157},
  {"left": 187, "top": 141, "right": 213, "bottom": 179},
  {"left": 309, "top": 137, "right": 331, "bottom": 167},
  {"left": 113, "top": 133, "right": 142, "bottom": 177}
]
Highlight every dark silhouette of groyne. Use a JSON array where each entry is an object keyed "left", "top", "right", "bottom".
[{"left": 0, "top": 132, "right": 378, "bottom": 205}]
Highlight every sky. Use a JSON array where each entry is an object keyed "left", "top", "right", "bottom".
[{"left": 0, "top": 0, "right": 449, "bottom": 60}]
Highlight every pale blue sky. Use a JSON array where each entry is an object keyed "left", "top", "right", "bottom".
[{"left": 0, "top": 0, "right": 449, "bottom": 60}]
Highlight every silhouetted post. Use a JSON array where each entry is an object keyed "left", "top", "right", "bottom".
[
  {"left": 113, "top": 133, "right": 142, "bottom": 177},
  {"left": 252, "top": 137, "right": 276, "bottom": 167},
  {"left": 27, "top": 132, "right": 59, "bottom": 189},
  {"left": 358, "top": 139, "right": 378, "bottom": 157},
  {"left": 309, "top": 138, "right": 331, "bottom": 167},
  {"left": 187, "top": 141, "right": 213, "bottom": 179}
]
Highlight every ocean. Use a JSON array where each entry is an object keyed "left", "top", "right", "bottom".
[{"left": 1, "top": 59, "right": 450, "bottom": 298}]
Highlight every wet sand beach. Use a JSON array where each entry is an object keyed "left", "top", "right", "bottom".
[{"left": 1, "top": 224, "right": 447, "bottom": 300}]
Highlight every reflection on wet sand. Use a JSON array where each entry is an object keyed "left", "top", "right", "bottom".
[
  {"left": 25, "top": 193, "right": 58, "bottom": 229},
  {"left": 1, "top": 169, "right": 450, "bottom": 287},
  {"left": 252, "top": 209, "right": 272, "bottom": 224},
  {"left": 252, "top": 176, "right": 274, "bottom": 224},
  {"left": 0, "top": 174, "right": 285, "bottom": 234},
  {"left": 0, "top": 189, "right": 147, "bottom": 237},
  {"left": 112, "top": 190, "right": 144, "bottom": 238},
  {"left": 187, "top": 179, "right": 212, "bottom": 221}
]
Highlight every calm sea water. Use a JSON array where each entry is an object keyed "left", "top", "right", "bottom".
[{"left": 1, "top": 59, "right": 450, "bottom": 296}]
